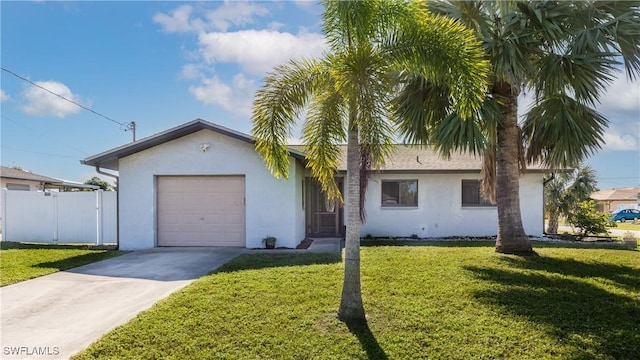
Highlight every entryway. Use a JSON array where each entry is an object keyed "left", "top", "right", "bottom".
[{"left": 305, "top": 178, "right": 344, "bottom": 237}]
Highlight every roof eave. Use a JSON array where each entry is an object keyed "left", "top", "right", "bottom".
[{"left": 81, "top": 119, "right": 305, "bottom": 169}]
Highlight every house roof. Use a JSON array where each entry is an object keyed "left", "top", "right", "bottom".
[
  {"left": 83, "top": 118, "right": 552, "bottom": 173},
  {"left": 0, "top": 166, "right": 99, "bottom": 190},
  {"left": 81, "top": 119, "right": 306, "bottom": 171},
  {"left": 289, "top": 145, "right": 549, "bottom": 173},
  {"left": 1, "top": 166, "right": 63, "bottom": 183},
  {"left": 591, "top": 187, "right": 640, "bottom": 202}
]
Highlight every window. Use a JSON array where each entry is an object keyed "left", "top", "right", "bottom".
[
  {"left": 461, "top": 180, "right": 494, "bottom": 206},
  {"left": 381, "top": 180, "right": 418, "bottom": 207},
  {"left": 7, "top": 183, "right": 30, "bottom": 191}
]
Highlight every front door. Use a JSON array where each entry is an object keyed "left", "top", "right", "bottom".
[{"left": 306, "top": 178, "right": 344, "bottom": 237}]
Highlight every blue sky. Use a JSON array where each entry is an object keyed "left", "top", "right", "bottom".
[{"left": 1, "top": 1, "right": 638, "bottom": 190}]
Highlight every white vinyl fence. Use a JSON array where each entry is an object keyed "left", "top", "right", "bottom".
[{"left": 1, "top": 189, "right": 116, "bottom": 245}]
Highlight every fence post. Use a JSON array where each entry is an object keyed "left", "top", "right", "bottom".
[
  {"left": 1, "top": 188, "right": 7, "bottom": 242},
  {"left": 52, "top": 192, "right": 58, "bottom": 244},
  {"left": 96, "top": 190, "right": 103, "bottom": 246}
]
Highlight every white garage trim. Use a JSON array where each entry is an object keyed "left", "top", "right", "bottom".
[{"left": 157, "top": 175, "right": 246, "bottom": 247}]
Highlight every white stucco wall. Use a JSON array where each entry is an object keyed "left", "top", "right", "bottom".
[
  {"left": 294, "top": 162, "right": 306, "bottom": 242},
  {"left": 359, "top": 172, "right": 544, "bottom": 238},
  {"left": 118, "top": 129, "right": 304, "bottom": 250}
]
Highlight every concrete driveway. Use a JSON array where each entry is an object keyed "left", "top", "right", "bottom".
[{"left": 0, "top": 247, "right": 244, "bottom": 360}]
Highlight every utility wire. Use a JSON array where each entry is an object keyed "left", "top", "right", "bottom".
[{"left": 1, "top": 66, "right": 126, "bottom": 127}]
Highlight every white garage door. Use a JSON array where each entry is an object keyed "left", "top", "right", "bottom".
[{"left": 157, "top": 176, "right": 245, "bottom": 247}]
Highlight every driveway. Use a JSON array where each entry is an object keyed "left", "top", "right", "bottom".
[{"left": 0, "top": 247, "right": 244, "bottom": 360}]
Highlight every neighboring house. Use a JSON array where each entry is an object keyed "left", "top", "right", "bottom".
[
  {"left": 1, "top": 166, "right": 62, "bottom": 191},
  {"left": 0, "top": 166, "right": 100, "bottom": 192},
  {"left": 591, "top": 187, "right": 640, "bottom": 212},
  {"left": 81, "top": 119, "right": 546, "bottom": 250},
  {"left": 0, "top": 166, "right": 100, "bottom": 221}
]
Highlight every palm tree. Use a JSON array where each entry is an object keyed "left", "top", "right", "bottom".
[
  {"left": 545, "top": 166, "right": 598, "bottom": 234},
  {"left": 252, "top": 0, "right": 488, "bottom": 322},
  {"left": 395, "top": 1, "right": 640, "bottom": 255}
]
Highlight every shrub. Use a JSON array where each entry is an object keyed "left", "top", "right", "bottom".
[{"left": 568, "top": 200, "right": 614, "bottom": 239}]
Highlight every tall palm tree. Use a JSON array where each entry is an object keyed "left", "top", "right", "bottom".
[
  {"left": 252, "top": 0, "right": 488, "bottom": 322},
  {"left": 395, "top": 1, "right": 640, "bottom": 255},
  {"left": 545, "top": 166, "right": 598, "bottom": 234}
]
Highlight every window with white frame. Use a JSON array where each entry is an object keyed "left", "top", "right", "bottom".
[
  {"left": 461, "top": 179, "right": 495, "bottom": 206},
  {"left": 381, "top": 180, "right": 418, "bottom": 207}
]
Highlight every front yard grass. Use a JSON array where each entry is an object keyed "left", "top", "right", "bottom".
[
  {"left": 611, "top": 222, "right": 640, "bottom": 231},
  {"left": 74, "top": 242, "right": 639, "bottom": 360},
  {"left": 0, "top": 242, "right": 121, "bottom": 286}
]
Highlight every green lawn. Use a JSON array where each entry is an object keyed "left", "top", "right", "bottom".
[
  {"left": 611, "top": 222, "right": 640, "bottom": 231},
  {"left": 74, "top": 242, "right": 639, "bottom": 360},
  {"left": 0, "top": 242, "right": 121, "bottom": 286}
]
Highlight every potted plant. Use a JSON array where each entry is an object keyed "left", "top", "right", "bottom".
[{"left": 263, "top": 236, "right": 276, "bottom": 249}]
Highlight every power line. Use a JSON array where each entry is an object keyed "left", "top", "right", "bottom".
[
  {"left": 2, "top": 67, "right": 126, "bottom": 126},
  {"left": 1, "top": 67, "right": 137, "bottom": 140}
]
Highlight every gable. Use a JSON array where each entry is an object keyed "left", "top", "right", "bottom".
[{"left": 82, "top": 119, "right": 304, "bottom": 171}]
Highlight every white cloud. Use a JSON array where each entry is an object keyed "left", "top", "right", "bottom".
[
  {"left": 180, "top": 63, "right": 204, "bottom": 80},
  {"left": 293, "top": 0, "right": 316, "bottom": 9},
  {"left": 267, "top": 21, "right": 285, "bottom": 31},
  {"left": 601, "top": 130, "right": 639, "bottom": 151},
  {"left": 0, "top": 89, "right": 10, "bottom": 102},
  {"left": 153, "top": 5, "right": 201, "bottom": 34},
  {"left": 153, "top": 1, "right": 269, "bottom": 34},
  {"left": 155, "top": 2, "right": 326, "bottom": 112},
  {"left": 20, "top": 81, "right": 87, "bottom": 118},
  {"left": 189, "top": 73, "right": 256, "bottom": 115},
  {"left": 205, "top": 1, "right": 269, "bottom": 32},
  {"left": 198, "top": 29, "right": 326, "bottom": 74},
  {"left": 599, "top": 73, "right": 640, "bottom": 113}
]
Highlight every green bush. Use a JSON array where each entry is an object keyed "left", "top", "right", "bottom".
[{"left": 568, "top": 200, "right": 615, "bottom": 239}]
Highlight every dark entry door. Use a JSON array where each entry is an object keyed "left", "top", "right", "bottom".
[{"left": 306, "top": 178, "right": 344, "bottom": 237}]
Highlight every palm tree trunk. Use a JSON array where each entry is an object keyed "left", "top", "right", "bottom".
[
  {"left": 494, "top": 90, "right": 534, "bottom": 255},
  {"left": 338, "top": 113, "right": 366, "bottom": 322},
  {"left": 546, "top": 208, "right": 559, "bottom": 234}
]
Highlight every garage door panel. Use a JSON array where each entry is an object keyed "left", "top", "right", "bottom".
[
  {"left": 224, "top": 214, "right": 244, "bottom": 225},
  {"left": 158, "top": 176, "right": 245, "bottom": 247}
]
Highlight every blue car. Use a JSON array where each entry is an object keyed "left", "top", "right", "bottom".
[{"left": 610, "top": 209, "right": 640, "bottom": 222}]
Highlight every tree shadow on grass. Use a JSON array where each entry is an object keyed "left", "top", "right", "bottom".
[
  {"left": 214, "top": 252, "right": 342, "bottom": 273},
  {"left": 344, "top": 319, "right": 388, "bottom": 360},
  {"left": 464, "top": 258, "right": 640, "bottom": 359},
  {"left": 361, "top": 240, "right": 495, "bottom": 248},
  {"left": 0, "top": 241, "right": 115, "bottom": 251},
  {"left": 34, "top": 252, "right": 120, "bottom": 271},
  {"left": 498, "top": 255, "right": 640, "bottom": 292}
]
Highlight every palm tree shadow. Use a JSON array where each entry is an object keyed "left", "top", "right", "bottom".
[
  {"left": 344, "top": 319, "right": 389, "bottom": 360},
  {"left": 464, "top": 258, "right": 640, "bottom": 358}
]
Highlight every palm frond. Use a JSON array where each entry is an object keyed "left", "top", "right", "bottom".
[
  {"left": 302, "top": 83, "right": 346, "bottom": 201},
  {"left": 531, "top": 52, "right": 618, "bottom": 106},
  {"left": 381, "top": 5, "right": 490, "bottom": 119},
  {"left": 252, "top": 58, "right": 327, "bottom": 179},
  {"left": 523, "top": 95, "right": 607, "bottom": 169},
  {"left": 393, "top": 74, "right": 451, "bottom": 145}
]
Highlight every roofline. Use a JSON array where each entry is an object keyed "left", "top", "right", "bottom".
[
  {"left": 335, "top": 169, "right": 550, "bottom": 174},
  {"left": 81, "top": 119, "right": 305, "bottom": 169}
]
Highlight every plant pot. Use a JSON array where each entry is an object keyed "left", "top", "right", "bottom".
[{"left": 264, "top": 237, "right": 276, "bottom": 249}]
